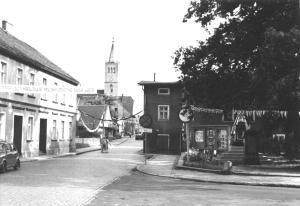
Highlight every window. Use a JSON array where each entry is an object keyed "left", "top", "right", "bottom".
[
  {"left": 110, "top": 84, "right": 113, "bottom": 93},
  {"left": 62, "top": 86, "right": 66, "bottom": 104},
  {"left": 27, "top": 117, "right": 33, "bottom": 141},
  {"left": 222, "top": 110, "right": 233, "bottom": 122},
  {"left": 158, "top": 88, "right": 170, "bottom": 95},
  {"left": 1, "top": 61, "right": 7, "bottom": 84},
  {"left": 69, "top": 122, "right": 72, "bottom": 139},
  {"left": 158, "top": 105, "right": 169, "bottom": 120},
  {"left": 6, "top": 143, "right": 12, "bottom": 151},
  {"left": 29, "top": 73, "right": 35, "bottom": 96},
  {"left": 61, "top": 121, "right": 64, "bottom": 140},
  {"left": 54, "top": 82, "right": 58, "bottom": 102},
  {"left": 0, "top": 113, "right": 5, "bottom": 140},
  {"left": 42, "top": 78, "right": 47, "bottom": 99},
  {"left": 29, "top": 73, "right": 35, "bottom": 86},
  {"left": 52, "top": 120, "right": 57, "bottom": 140},
  {"left": 17, "top": 68, "right": 23, "bottom": 85}
]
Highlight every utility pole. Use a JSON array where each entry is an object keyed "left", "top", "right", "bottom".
[{"left": 186, "top": 122, "right": 190, "bottom": 161}]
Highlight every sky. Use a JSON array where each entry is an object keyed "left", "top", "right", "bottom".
[{"left": 1, "top": 0, "right": 208, "bottom": 113}]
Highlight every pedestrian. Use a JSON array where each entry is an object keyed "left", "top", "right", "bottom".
[
  {"left": 101, "top": 136, "right": 110, "bottom": 153},
  {"left": 100, "top": 136, "right": 105, "bottom": 153}
]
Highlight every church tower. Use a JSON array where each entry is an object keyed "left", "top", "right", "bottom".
[{"left": 104, "top": 39, "right": 118, "bottom": 96}]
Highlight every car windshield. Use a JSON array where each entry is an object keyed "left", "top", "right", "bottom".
[{"left": 0, "top": 143, "right": 5, "bottom": 153}]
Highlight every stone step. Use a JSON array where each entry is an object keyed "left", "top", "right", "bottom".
[
  {"left": 217, "top": 158, "right": 244, "bottom": 165},
  {"left": 221, "top": 154, "right": 245, "bottom": 158},
  {"left": 229, "top": 147, "right": 244, "bottom": 152},
  {"left": 226, "top": 150, "right": 245, "bottom": 153}
]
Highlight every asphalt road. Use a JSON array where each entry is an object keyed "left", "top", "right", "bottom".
[{"left": 88, "top": 171, "right": 300, "bottom": 206}]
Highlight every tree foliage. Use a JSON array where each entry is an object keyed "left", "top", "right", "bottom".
[{"left": 174, "top": 0, "right": 299, "bottom": 111}]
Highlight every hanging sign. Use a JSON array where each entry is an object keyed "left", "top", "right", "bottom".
[
  {"left": 141, "top": 127, "right": 152, "bottom": 133},
  {"left": 139, "top": 114, "right": 152, "bottom": 128},
  {"left": 179, "top": 107, "right": 194, "bottom": 123}
]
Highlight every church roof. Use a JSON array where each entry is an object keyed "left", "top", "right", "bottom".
[
  {"left": 0, "top": 28, "right": 79, "bottom": 85},
  {"left": 108, "top": 39, "right": 114, "bottom": 62},
  {"left": 119, "top": 96, "right": 134, "bottom": 115}
]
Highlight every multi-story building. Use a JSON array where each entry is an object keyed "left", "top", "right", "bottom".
[
  {"left": 0, "top": 22, "right": 79, "bottom": 157},
  {"left": 137, "top": 80, "right": 241, "bottom": 155},
  {"left": 138, "top": 81, "right": 183, "bottom": 154}
]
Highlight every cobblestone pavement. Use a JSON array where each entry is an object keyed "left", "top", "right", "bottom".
[{"left": 0, "top": 138, "right": 143, "bottom": 206}]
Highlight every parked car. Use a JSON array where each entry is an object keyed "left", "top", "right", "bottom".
[
  {"left": 135, "top": 133, "right": 144, "bottom": 140},
  {"left": 0, "top": 141, "right": 20, "bottom": 173}
]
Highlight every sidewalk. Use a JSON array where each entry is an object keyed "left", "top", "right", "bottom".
[
  {"left": 20, "top": 136, "right": 130, "bottom": 163},
  {"left": 136, "top": 154, "right": 300, "bottom": 188}
]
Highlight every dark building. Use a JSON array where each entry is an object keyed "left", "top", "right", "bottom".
[{"left": 138, "top": 81, "right": 183, "bottom": 154}]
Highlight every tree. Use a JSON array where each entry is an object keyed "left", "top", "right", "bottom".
[{"left": 174, "top": 0, "right": 300, "bottom": 157}]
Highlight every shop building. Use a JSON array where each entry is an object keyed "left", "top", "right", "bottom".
[
  {"left": 0, "top": 22, "right": 79, "bottom": 157},
  {"left": 188, "top": 106, "right": 232, "bottom": 152}
]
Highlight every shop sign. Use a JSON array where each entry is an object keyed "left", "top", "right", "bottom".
[
  {"left": 195, "top": 130, "right": 204, "bottom": 143},
  {"left": 141, "top": 127, "right": 152, "bottom": 133}
]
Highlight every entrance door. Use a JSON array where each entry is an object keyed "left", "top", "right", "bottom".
[
  {"left": 39, "top": 119, "right": 47, "bottom": 154},
  {"left": 13, "top": 115, "right": 23, "bottom": 155},
  {"left": 156, "top": 134, "right": 169, "bottom": 153}
]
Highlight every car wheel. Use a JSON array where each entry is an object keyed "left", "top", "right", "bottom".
[
  {"left": 1, "top": 161, "right": 7, "bottom": 173},
  {"left": 14, "top": 159, "right": 20, "bottom": 170}
]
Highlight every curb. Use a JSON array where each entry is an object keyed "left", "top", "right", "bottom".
[
  {"left": 21, "top": 153, "right": 77, "bottom": 163},
  {"left": 176, "top": 153, "right": 300, "bottom": 178},
  {"left": 231, "top": 170, "right": 300, "bottom": 177},
  {"left": 21, "top": 137, "right": 130, "bottom": 163},
  {"left": 76, "top": 148, "right": 101, "bottom": 155},
  {"left": 175, "top": 153, "right": 230, "bottom": 175},
  {"left": 135, "top": 164, "right": 300, "bottom": 189}
]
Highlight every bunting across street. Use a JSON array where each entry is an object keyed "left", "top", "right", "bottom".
[{"left": 190, "top": 105, "right": 297, "bottom": 118}]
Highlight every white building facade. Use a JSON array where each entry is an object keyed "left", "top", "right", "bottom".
[{"left": 0, "top": 22, "right": 79, "bottom": 157}]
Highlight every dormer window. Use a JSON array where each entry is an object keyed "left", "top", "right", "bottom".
[{"left": 158, "top": 88, "right": 170, "bottom": 95}]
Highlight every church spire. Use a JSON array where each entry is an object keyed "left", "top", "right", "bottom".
[{"left": 108, "top": 38, "right": 114, "bottom": 62}]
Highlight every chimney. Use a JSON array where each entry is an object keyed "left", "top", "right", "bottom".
[
  {"left": 2, "top": 20, "right": 12, "bottom": 32},
  {"left": 2, "top": 20, "right": 7, "bottom": 31}
]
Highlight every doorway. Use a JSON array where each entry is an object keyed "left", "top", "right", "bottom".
[
  {"left": 13, "top": 115, "right": 23, "bottom": 155},
  {"left": 39, "top": 119, "right": 47, "bottom": 154}
]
